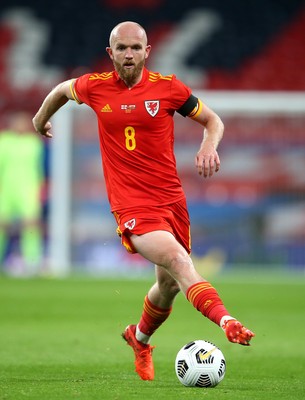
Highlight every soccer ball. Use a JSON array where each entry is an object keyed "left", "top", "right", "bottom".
[{"left": 175, "top": 340, "right": 226, "bottom": 388}]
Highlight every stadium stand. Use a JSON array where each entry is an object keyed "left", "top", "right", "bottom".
[{"left": 0, "top": 0, "right": 304, "bottom": 115}]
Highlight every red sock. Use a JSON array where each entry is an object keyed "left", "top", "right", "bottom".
[
  {"left": 186, "top": 282, "right": 230, "bottom": 326},
  {"left": 138, "top": 295, "right": 172, "bottom": 336}
]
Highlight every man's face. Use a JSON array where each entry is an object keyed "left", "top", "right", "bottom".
[{"left": 107, "top": 28, "right": 151, "bottom": 87}]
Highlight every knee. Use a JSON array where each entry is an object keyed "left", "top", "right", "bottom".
[{"left": 168, "top": 252, "right": 193, "bottom": 273}]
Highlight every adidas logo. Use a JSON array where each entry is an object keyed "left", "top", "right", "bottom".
[{"left": 101, "top": 104, "right": 112, "bottom": 112}]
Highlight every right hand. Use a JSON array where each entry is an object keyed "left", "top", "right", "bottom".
[{"left": 33, "top": 119, "right": 53, "bottom": 138}]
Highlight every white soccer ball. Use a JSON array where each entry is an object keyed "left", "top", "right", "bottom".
[{"left": 175, "top": 340, "right": 226, "bottom": 388}]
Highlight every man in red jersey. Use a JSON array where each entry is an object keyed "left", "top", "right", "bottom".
[{"left": 33, "top": 21, "right": 255, "bottom": 381}]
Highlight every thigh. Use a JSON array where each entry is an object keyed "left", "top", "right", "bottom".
[
  {"left": 131, "top": 231, "right": 203, "bottom": 291},
  {"left": 130, "top": 230, "right": 187, "bottom": 267}
]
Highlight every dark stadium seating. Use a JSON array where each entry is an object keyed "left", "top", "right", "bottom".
[{"left": 0, "top": 0, "right": 304, "bottom": 105}]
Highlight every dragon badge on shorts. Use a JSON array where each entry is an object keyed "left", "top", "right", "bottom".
[{"left": 124, "top": 218, "right": 136, "bottom": 230}]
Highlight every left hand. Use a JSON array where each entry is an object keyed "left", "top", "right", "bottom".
[{"left": 195, "top": 142, "right": 220, "bottom": 178}]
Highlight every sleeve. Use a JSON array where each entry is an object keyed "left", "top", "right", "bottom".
[
  {"left": 73, "top": 73, "right": 92, "bottom": 106},
  {"left": 170, "top": 75, "right": 200, "bottom": 118}
]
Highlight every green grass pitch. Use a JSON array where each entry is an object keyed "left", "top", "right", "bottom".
[{"left": 0, "top": 272, "right": 304, "bottom": 399}]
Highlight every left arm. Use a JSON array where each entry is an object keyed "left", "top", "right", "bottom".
[{"left": 189, "top": 100, "right": 224, "bottom": 178}]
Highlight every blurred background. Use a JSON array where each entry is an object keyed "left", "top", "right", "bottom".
[{"left": 0, "top": 0, "right": 304, "bottom": 277}]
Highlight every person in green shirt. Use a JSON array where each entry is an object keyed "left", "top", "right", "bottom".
[{"left": 0, "top": 111, "right": 44, "bottom": 275}]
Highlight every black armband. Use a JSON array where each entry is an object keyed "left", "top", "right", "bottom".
[{"left": 177, "top": 94, "right": 198, "bottom": 117}]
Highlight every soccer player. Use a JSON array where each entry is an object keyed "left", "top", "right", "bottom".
[
  {"left": 0, "top": 111, "right": 44, "bottom": 274},
  {"left": 32, "top": 21, "right": 255, "bottom": 381}
]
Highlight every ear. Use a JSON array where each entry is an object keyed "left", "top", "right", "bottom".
[
  {"left": 145, "top": 45, "right": 152, "bottom": 59},
  {"left": 106, "top": 47, "right": 113, "bottom": 59}
]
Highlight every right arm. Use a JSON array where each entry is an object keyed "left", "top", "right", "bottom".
[
  {"left": 32, "top": 79, "right": 77, "bottom": 138},
  {"left": 190, "top": 100, "right": 224, "bottom": 178}
]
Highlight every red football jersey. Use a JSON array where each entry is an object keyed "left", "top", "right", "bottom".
[{"left": 73, "top": 68, "right": 192, "bottom": 212}]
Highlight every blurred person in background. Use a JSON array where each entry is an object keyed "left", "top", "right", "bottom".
[
  {"left": 0, "top": 111, "right": 44, "bottom": 276},
  {"left": 33, "top": 21, "right": 254, "bottom": 381}
]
